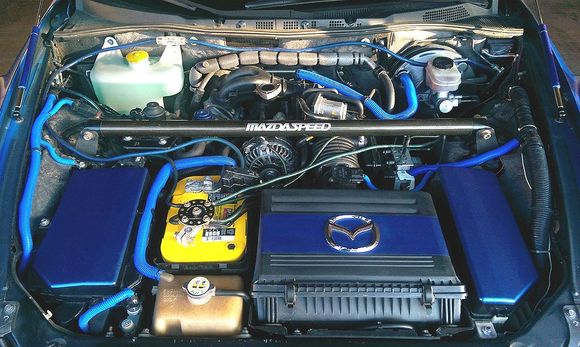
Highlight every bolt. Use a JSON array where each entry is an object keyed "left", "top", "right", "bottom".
[
  {"left": 203, "top": 215, "right": 211, "bottom": 222},
  {"left": 82, "top": 131, "right": 95, "bottom": 141},
  {"left": 361, "top": 38, "right": 371, "bottom": 43},
  {"left": 181, "top": 217, "right": 189, "bottom": 223},
  {"left": 127, "top": 304, "right": 142, "bottom": 316},
  {"left": 480, "top": 325, "right": 493, "bottom": 336},
  {"left": 2, "top": 315, "right": 9, "bottom": 322},
  {"left": 204, "top": 200, "right": 212, "bottom": 207},
  {"left": 300, "top": 21, "right": 311, "bottom": 29},
  {"left": 379, "top": 39, "right": 386, "bottom": 46},
  {"left": 78, "top": 161, "right": 87, "bottom": 168},
  {"left": 236, "top": 20, "right": 246, "bottom": 29},
  {"left": 480, "top": 129, "right": 493, "bottom": 140},
  {"left": 122, "top": 136, "right": 133, "bottom": 142},
  {"left": 567, "top": 309, "right": 577, "bottom": 318},
  {"left": 4, "top": 304, "right": 16, "bottom": 315},
  {"left": 121, "top": 318, "right": 135, "bottom": 332},
  {"left": 158, "top": 138, "right": 168, "bottom": 146},
  {"left": 39, "top": 218, "right": 50, "bottom": 227}
]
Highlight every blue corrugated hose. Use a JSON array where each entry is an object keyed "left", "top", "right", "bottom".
[
  {"left": 296, "top": 69, "right": 418, "bottom": 120},
  {"left": 18, "top": 95, "right": 73, "bottom": 273},
  {"left": 133, "top": 156, "right": 236, "bottom": 281},
  {"left": 410, "top": 139, "right": 520, "bottom": 191},
  {"left": 78, "top": 288, "right": 135, "bottom": 333}
]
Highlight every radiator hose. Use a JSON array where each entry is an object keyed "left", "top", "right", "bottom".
[
  {"left": 18, "top": 95, "right": 75, "bottom": 273},
  {"left": 509, "top": 86, "right": 552, "bottom": 264},
  {"left": 78, "top": 288, "right": 135, "bottom": 334}
]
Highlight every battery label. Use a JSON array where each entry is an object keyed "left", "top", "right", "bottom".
[{"left": 202, "top": 228, "right": 235, "bottom": 242}]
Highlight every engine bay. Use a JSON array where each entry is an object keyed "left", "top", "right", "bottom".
[{"left": 14, "top": 17, "right": 559, "bottom": 342}]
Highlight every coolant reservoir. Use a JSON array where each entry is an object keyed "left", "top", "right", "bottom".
[{"left": 90, "top": 37, "right": 184, "bottom": 115}]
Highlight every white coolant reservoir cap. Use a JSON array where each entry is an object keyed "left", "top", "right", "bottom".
[
  {"left": 182, "top": 277, "right": 216, "bottom": 305},
  {"left": 425, "top": 56, "right": 462, "bottom": 93}
]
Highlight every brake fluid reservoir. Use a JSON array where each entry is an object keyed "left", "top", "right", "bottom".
[
  {"left": 425, "top": 56, "right": 462, "bottom": 92},
  {"left": 90, "top": 37, "right": 184, "bottom": 115}
]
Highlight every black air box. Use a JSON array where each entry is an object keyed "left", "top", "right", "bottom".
[{"left": 252, "top": 189, "right": 466, "bottom": 328}]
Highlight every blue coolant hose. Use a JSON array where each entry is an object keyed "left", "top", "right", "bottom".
[
  {"left": 18, "top": 95, "right": 74, "bottom": 273},
  {"left": 363, "top": 175, "right": 379, "bottom": 190},
  {"left": 134, "top": 156, "right": 236, "bottom": 281},
  {"left": 296, "top": 69, "right": 418, "bottom": 120},
  {"left": 78, "top": 288, "right": 135, "bottom": 334},
  {"left": 409, "top": 139, "right": 520, "bottom": 191}
]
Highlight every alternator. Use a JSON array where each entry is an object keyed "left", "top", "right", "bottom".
[{"left": 242, "top": 137, "right": 298, "bottom": 180}]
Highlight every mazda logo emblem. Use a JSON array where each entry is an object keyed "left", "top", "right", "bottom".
[{"left": 325, "top": 215, "right": 380, "bottom": 253}]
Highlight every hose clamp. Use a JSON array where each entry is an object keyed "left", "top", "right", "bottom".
[{"left": 517, "top": 124, "right": 537, "bottom": 132}]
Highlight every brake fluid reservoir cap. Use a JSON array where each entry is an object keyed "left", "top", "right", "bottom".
[
  {"left": 432, "top": 56, "right": 454, "bottom": 70},
  {"left": 183, "top": 277, "right": 216, "bottom": 305},
  {"left": 126, "top": 50, "right": 150, "bottom": 66}
]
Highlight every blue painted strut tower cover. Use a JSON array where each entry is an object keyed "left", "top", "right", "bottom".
[
  {"left": 32, "top": 167, "right": 148, "bottom": 294},
  {"left": 438, "top": 167, "right": 538, "bottom": 310}
]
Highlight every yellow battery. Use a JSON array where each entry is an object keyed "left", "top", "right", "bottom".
[{"left": 160, "top": 176, "right": 247, "bottom": 264}]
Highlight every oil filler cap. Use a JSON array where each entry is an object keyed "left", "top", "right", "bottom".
[{"left": 183, "top": 277, "right": 216, "bottom": 305}]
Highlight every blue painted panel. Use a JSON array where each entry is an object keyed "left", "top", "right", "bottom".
[
  {"left": 439, "top": 167, "right": 538, "bottom": 306},
  {"left": 32, "top": 167, "right": 148, "bottom": 291}
]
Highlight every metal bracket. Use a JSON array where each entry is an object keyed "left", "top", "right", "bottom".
[
  {"left": 0, "top": 302, "right": 19, "bottom": 338},
  {"left": 563, "top": 305, "right": 580, "bottom": 347},
  {"left": 77, "top": 130, "right": 99, "bottom": 156},
  {"left": 474, "top": 320, "right": 497, "bottom": 339},
  {"left": 475, "top": 128, "right": 498, "bottom": 153}
]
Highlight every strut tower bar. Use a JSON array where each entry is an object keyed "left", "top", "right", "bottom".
[{"left": 83, "top": 118, "right": 489, "bottom": 137}]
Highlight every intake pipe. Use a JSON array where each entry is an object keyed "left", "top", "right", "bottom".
[
  {"left": 215, "top": 66, "right": 279, "bottom": 104},
  {"left": 509, "top": 86, "right": 552, "bottom": 266}
]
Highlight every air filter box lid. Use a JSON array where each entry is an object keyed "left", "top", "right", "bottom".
[{"left": 254, "top": 189, "right": 459, "bottom": 284}]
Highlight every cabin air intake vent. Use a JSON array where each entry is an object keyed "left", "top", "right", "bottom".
[
  {"left": 422, "top": 5, "right": 471, "bottom": 22},
  {"left": 283, "top": 21, "right": 299, "bottom": 30},
  {"left": 255, "top": 21, "right": 275, "bottom": 30}
]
